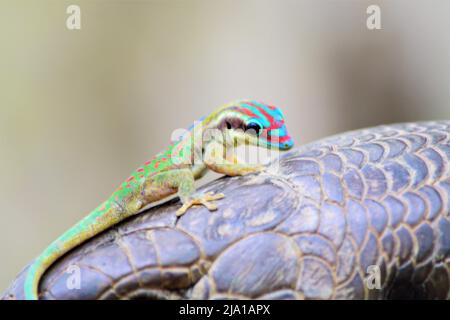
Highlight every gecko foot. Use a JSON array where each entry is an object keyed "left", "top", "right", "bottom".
[{"left": 176, "top": 192, "right": 225, "bottom": 217}]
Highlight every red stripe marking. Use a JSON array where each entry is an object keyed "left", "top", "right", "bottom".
[
  {"left": 278, "top": 135, "right": 291, "bottom": 143},
  {"left": 244, "top": 102, "right": 279, "bottom": 130},
  {"left": 237, "top": 107, "right": 258, "bottom": 118},
  {"left": 265, "top": 133, "right": 291, "bottom": 143}
]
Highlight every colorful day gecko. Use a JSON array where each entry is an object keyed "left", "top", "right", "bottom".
[{"left": 24, "top": 99, "right": 294, "bottom": 299}]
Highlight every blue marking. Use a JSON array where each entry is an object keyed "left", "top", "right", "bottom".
[{"left": 239, "top": 102, "right": 270, "bottom": 127}]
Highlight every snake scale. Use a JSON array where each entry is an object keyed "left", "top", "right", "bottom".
[{"left": 2, "top": 121, "right": 450, "bottom": 299}]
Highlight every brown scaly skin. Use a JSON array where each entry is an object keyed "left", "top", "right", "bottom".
[{"left": 3, "top": 121, "right": 450, "bottom": 300}]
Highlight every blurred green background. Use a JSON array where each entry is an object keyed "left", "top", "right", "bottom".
[{"left": 1, "top": 0, "right": 449, "bottom": 291}]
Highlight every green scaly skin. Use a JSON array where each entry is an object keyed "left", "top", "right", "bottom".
[{"left": 24, "top": 99, "right": 293, "bottom": 299}]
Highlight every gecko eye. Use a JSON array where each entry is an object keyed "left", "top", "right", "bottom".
[
  {"left": 246, "top": 122, "right": 262, "bottom": 135},
  {"left": 226, "top": 121, "right": 232, "bottom": 130}
]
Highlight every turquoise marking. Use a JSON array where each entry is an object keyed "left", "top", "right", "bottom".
[
  {"left": 238, "top": 103, "right": 271, "bottom": 127},
  {"left": 252, "top": 101, "right": 284, "bottom": 122}
]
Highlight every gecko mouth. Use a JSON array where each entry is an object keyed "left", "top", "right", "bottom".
[{"left": 260, "top": 132, "right": 294, "bottom": 150}]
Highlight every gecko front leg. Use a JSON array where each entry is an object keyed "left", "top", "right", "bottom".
[
  {"left": 144, "top": 168, "right": 224, "bottom": 217},
  {"left": 203, "top": 141, "right": 265, "bottom": 176}
]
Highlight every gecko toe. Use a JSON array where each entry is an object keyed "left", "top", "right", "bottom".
[
  {"left": 176, "top": 192, "right": 225, "bottom": 216},
  {"left": 200, "top": 200, "right": 218, "bottom": 211},
  {"left": 206, "top": 192, "right": 225, "bottom": 200}
]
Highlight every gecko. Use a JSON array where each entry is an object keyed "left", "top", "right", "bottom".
[{"left": 24, "top": 99, "right": 294, "bottom": 299}]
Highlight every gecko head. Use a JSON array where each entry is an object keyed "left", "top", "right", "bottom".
[{"left": 210, "top": 100, "right": 294, "bottom": 150}]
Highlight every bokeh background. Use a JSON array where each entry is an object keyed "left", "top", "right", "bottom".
[{"left": 1, "top": 0, "right": 450, "bottom": 291}]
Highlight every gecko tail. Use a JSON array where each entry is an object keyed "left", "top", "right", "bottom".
[
  {"left": 23, "top": 200, "right": 123, "bottom": 300},
  {"left": 24, "top": 245, "right": 61, "bottom": 299}
]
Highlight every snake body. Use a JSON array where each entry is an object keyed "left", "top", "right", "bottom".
[{"left": 3, "top": 121, "right": 450, "bottom": 299}]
